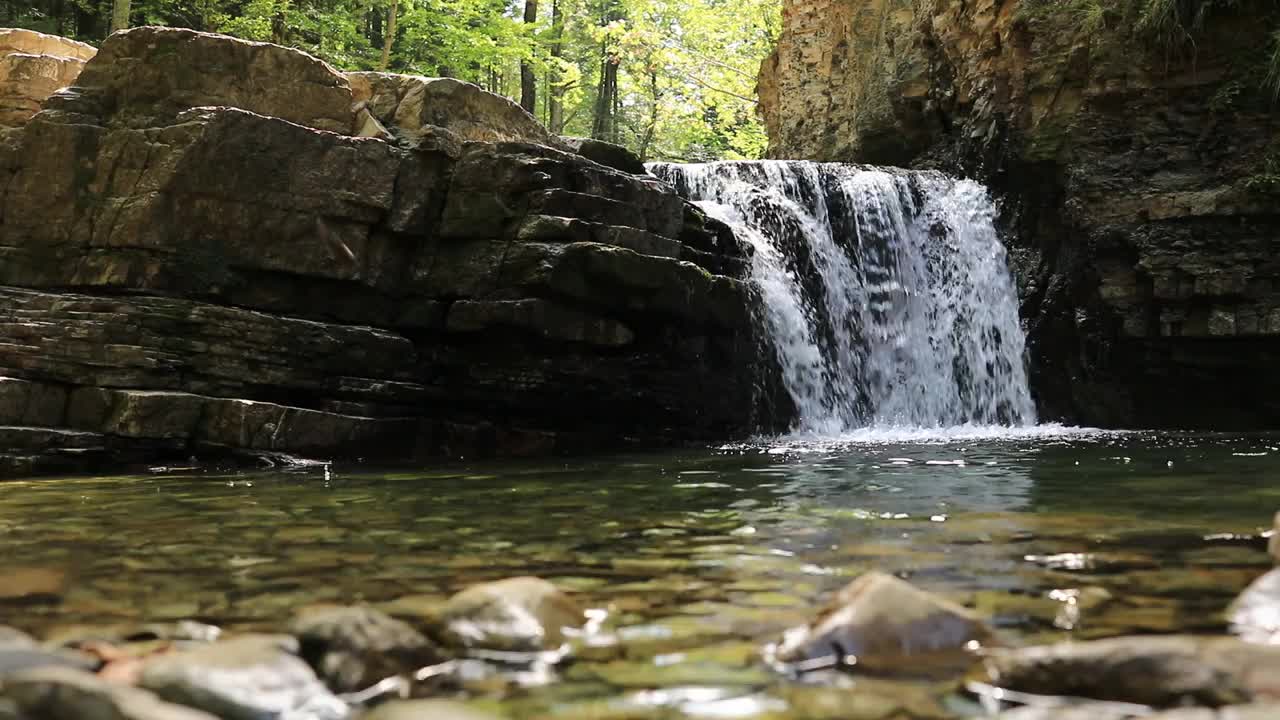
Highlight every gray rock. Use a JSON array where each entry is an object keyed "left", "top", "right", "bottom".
[
  {"left": 359, "top": 700, "right": 502, "bottom": 720},
  {"left": 0, "top": 629, "right": 34, "bottom": 649},
  {"left": 1229, "top": 567, "right": 1280, "bottom": 644},
  {"left": 436, "top": 577, "right": 585, "bottom": 653},
  {"left": 289, "top": 606, "right": 442, "bottom": 693},
  {"left": 772, "top": 571, "right": 992, "bottom": 675},
  {"left": 982, "top": 636, "right": 1256, "bottom": 708},
  {"left": 0, "top": 666, "right": 218, "bottom": 720},
  {"left": 140, "top": 635, "right": 349, "bottom": 720},
  {"left": 0, "top": 647, "right": 97, "bottom": 676}
]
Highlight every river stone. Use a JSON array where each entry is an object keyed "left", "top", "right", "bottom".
[
  {"left": 139, "top": 635, "right": 349, "bottom": 720},
  {"left": 0, "top": 666, "right": 218, "bottom": 720},
  {"left": 772, "top": 571, "right": 992, "bottom": 674},
  {"left": 0, "top": 647, "right": 98, "bottom": 676},
  {"left": 1229, "top": 568, "right": 1280, "bottom": 644},
  {"left": 982, "top": 635, "right": 1253, "bottom": 708},
  {"left": 0, "top": 629, "right": 33, "bottom": 649},
  {"left": 359, "top": 700, "right": 502, "bottom": 720},
  {"left": 436, "top": 577, "right": 585, "bottom": 653},
  {"left": 289, "top": 606, "right": 443, "bottom": 693},
  {"left": 1269, "top": 512, "right": 1279, "bottom": 564}
]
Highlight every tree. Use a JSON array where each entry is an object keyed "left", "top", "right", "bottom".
[
  {"left": 379, "top": 0, "right": 398, "bottom": 70},
  {"left": 520, "top": 0, "right": 537, "bottom": 113},
  {"left": 110, "top": 0, "right": 130, "bottom": 32},
  {"left": 547, "top": 0, "right": 565, "bottom": 133}
]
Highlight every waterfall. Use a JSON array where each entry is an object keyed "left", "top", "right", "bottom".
[{"left": 649, "top": 161, "right": 1036, "bottom": 434}]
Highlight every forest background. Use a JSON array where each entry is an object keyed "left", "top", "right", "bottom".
[{"left": 4, "top": 0, "right": 780, "bottom": 160}]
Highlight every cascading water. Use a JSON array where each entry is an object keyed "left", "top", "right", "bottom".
[{"left": 649, "top": 161, "right": 1036, "bottom": 434}]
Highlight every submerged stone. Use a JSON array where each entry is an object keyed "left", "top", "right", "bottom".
[
  {"left": 771, "top": 571, "right": 992, "bottom": 676},
  {"left": 0, "top": 666, "right": 217, "bottom": 720},
  {"left": 139, "top": 635, "right": 349, "bottom": 720},
  {"left": 436, "top": 577, "right": 585, "bottom": 654},
  {"left": 981, "top": 636, "right": 1257, "bottom": 708},
  {"left": 290, "top": 606, "right": 443, "bottom": 693},
  {"left": 1229, "top": 568, "right": 1280, "bottom": 645},
  {"left": 360, "top": 700, "right": 503, "bottom": 720}
]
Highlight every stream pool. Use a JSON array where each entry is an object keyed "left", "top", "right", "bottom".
[{"left": 3, "top": 427, "right": 1278, "bottom": 718}]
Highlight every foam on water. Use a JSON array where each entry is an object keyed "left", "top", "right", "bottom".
[{"left": 650, "top": 161, "right": 1040, "bottom": 440}]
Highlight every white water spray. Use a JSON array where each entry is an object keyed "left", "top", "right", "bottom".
[{"left": 650, "top": 161, "right": 1036, "bottom": 434}]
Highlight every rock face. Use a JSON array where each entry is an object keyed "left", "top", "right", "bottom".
[
  {"left": 758, "top": 0, "right": 1280, "bottom": 428},
  {"left": 0, "top": 28, "right": 95, "bottom": 127},
  {"left": 0, "top": 26, "right": 776, "bottom": 475}
]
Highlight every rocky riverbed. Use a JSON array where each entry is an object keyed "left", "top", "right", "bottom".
[{"left": 4, "top": 432, "right": 1280, "bottom": 719}]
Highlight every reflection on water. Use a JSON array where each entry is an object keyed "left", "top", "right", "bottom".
[{"left": 2, "top": 429, "right": 1279, "bottom": 717}]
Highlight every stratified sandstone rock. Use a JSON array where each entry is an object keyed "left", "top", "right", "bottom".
[
  {"left": 0, "top": 27, "right": 775, "bottom": 475},
  {"left": 348, "top": 71, "right": 568, "bottom": 149},
  {"left": 0, "top": 28, "right": 95, "bottom": 127},
  {"left": 758, "top": 0, "right": 1280, "bottom": 429}
]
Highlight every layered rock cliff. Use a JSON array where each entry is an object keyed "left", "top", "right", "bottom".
[
  {"left": 0, "top": 28, "right": 95, "bottom": 127},
  {"left": 0, "top": 26, "right": 778, "bottom": 476},
  {"left": 759, "top": 0, "right": 1280, "bottom": 428}
]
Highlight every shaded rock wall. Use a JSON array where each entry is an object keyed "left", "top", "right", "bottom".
[
  {"left": 0, "top": 28, "right": 95, "bottom": 127},
  {"left": 0, "top": 26, "right": 779, "bottom": 476},
  {"left": 759, "top": 0, "right": 1280, "bottom": 428}
]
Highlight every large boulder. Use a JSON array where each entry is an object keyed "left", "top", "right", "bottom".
[
  {"left": 290, "top": 606, "right": 443, "bottom": 693},
  {"left": 0, "top": 28, "right": 95, "bottom": 127},
  {"left": 49, "top": 26, "right": 354, "bottom": 132},
  {"left": 348, "top": 71, "right": 568, "bottom": 149},
  {"left": 0, "top": 27, "right": 777, "bottom": 475},
  {"left": 1, "top": 666, "right": 218, "bottom": 720}
]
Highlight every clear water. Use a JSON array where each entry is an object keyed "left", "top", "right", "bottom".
[
  {"left": 649, "top": 161, "right": 1036, "bottom": 433},
  {"left": 3, "top": 430, "right": 1278, "bottom": 718}
]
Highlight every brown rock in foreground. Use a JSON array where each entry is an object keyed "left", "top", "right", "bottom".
[
  {"left": 0, "top": 27, "right": 781, "bottom": 476},
  {"left": 772, "top": 571, "right": 992, "bottom": 676}
]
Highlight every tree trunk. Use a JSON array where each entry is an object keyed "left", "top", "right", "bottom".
[
  {"left": 548, "top": 0, "right": 564, "bottom": 133},
  {"left": 520, "top": 0, "right": 538, "bottom": 114},
  {"left": 271, "top": 0, "right": 290, "bottom": 44},
  {"left": 379, "top": 0, "right": 398, "bottom": 71},
  {"left": 591, "top": 50, "right": 618, "bottom": 143},
  {"left": 109, "top": 0, "right": 130, "bottom": 33}
]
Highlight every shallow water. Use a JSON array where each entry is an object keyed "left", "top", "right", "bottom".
[{"left": 3, "top": 428, "right": 1279, "bottom": 718}]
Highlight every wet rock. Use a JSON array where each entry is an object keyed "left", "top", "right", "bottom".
[
  {"left": 0, "top": 646, "right": 98, "bottom": 676},
  {"left": 0, "top": 629, "right": 33, "bottom": 650},
  {"left": 772, "top": 571, "right": 992, "bottom": 675},
  {"left": 0, "top": 666, "right": 217, "bottom": 720},
  {"left": 982, "top": 636, "right": 1255, "bottom": 708},
  {"left": 359, "top": 700, "right": 502, "bottom": 720},
  {"left": 436, "top": 577, "right": 585, "bottom": 653},
  {"left": 560, "top": 136, "right": 647, "bottom": 175},
  {"left": 1229, "top": 568, "right": 1280, "bottom": 644},
  {"left": 0, "top": 28, "right": 95, "bottom": 128},
  {"left": 139, "top": 635, "right": 349, "bottom": 720},
  {"left": 1268, "top": 512, "right": 1279, "bottom": 564},
  {"left": 290, "top": 606, "right": 443, "bottom": 693},
  {"left": 997, "top": 704, "right": 1280, "bottom": 720}
]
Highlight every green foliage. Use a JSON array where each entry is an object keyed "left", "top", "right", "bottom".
[
  {"left": 1245, "top": 143, "right": 1280, "bottom": 195},
  {"left": 1, "top": 0, "right": 778, "bottom": 160}
]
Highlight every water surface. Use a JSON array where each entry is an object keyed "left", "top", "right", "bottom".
[{"left": 2, "top": 429, "right": 1278, "bottom": 717}]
